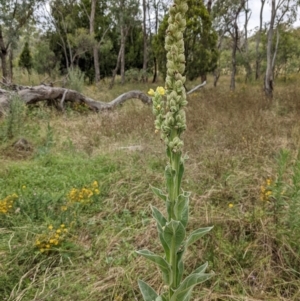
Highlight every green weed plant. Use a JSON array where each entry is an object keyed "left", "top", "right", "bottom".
[
  {"left": 67, "top": 67, "right": 85, "bottom": 93},
  {"left": 136, "top": 0, "right": 213, "bottom": 300},
  {"left": 0, "top": 94, "right": 26, "bottom": 141}
]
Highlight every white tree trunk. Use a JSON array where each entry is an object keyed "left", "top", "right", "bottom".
[
  {"left": 90, "top": 0, "right": 100, "bottom": 83},
  {"left": 264, "top": 0, "right": 276, "bottom": 98}
]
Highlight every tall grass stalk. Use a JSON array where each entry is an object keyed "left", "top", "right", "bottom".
[
  {"left": 136, "top": 0, "right": 213, "bottom": 300},
  {"left": 0, "top": 94, "right": 26, "bottom": 141}
]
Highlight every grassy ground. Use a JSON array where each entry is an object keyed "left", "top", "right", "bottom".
[{"left": 2, "top": 75, "right": 300, "bottom": 300}]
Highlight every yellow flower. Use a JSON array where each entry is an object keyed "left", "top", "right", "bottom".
[
  {"left": 228, "top": 203, "right": 234, "bottom": 208},
  {"left": 60, "top": 224, "right": 65, "bottom": 228},
  {"left": 94, "top": 189, "right": 100, "bottom": 195},
  {"left": 148, "top": 88, "right": 155, "bottom": 96},
  {"left": 61, "top": 205, "right": 68, "bottom": 211},
  {"left": 22, "top": 185, "right": 26, "bottom": 189},
  {"left": 156, "top": 86, "right": 165, "bottom": 95},
  {"left": 156, "top": 105, "right": 161, "bottom": 110},
  {"left": 56, "top": 229, "right": 61, "bottom": 234},
  {"left": 48, "top": 225, "right": 53, "bottom": 230},
  {"left": 92, "top": 181, "right": 98, "bottom": 188}
]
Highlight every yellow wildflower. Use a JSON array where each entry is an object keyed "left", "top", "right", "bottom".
[
  {"left": 48, "top": 225, "right": 53, "bottom": 230},
  {"left": 156, "top": 86, "right": 165, "bottom": 95},
  {"left": 228, "top": 203, "right": 234, "bottom": 208},
  {"left": 92, "top": 181, "right": 98, "bottom": 188},
  {"left": 94, "top": 189, "right": 100, "bottom": 195},
  {"left": 148, "top": 88, "right": 155, "bottom": 96},
  {"left": 22, "top": 185, "right": 26, "bottom": 189}
]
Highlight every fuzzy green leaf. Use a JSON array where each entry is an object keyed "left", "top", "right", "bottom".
[
  {"left": 170, "top": 264, "right": 213, "bottom": 301},
  {"left": 138, "top": 279, "right": 158, "bottom": 301},
  {"left": 136, "top": 250, "right": 171, "bottom": 284},
  {"left": 163, "top": 220, "right": 186, "bottom": 253},
  {"left": 151, "top": 206, "right": 167, "bottom": 228},
  {"left": 176, "top": 248, "right": 185, "bottom": 287},
  {"left": 151, "top": 206, "right": 170, "bottom": 260},
  {"left": 186, "top": 226, "right": 213, "bottom": 247},
  {"left": 174, "top": 191, "right": 190, "bottom": 227},
  {"left": 192, "top": 262, "right": 209, "bottom": 274},
  {"left": 151, "top": 186, "right": 167, "bottom": 202}
]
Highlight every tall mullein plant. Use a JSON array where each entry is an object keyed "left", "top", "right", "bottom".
[{"left": 136, "top": 0, "right": 213, "bottom": 300}]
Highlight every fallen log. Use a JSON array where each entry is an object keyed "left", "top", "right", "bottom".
[
  {"left": 0, "top": 85, "right": 152, "bottom": 113},
  {"left": 0, "top": 81, "right": 206, "bottom": 115}
]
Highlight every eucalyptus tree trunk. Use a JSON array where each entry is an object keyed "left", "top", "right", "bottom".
[
  {"left": 243, "top": 0, "right": 252, "bottom": 83},
  {"left": 8, "top": 48, "right": 13, "bottom": 83},
  {"left": 152, "top": 0, "right": 160, "bottom": 83},
  {"left": 255, "top": 0, "right": 265, "bottom": 80},
  {"left": 230, "top": 0, "right": 245, "bottom": 91},
  {"left": 120, "top": 26, "right": 126, "bottom": 85},
  {"left": 90, "top": 0, "right": 100, "bottom": 83},
  {"left": 230, "top": 21, "right": 238, "bottom": 90},
  {"left": 142, "top": 0, "right": 148, "bottom": 82},
  {"left": 0, "top": 27, "right": 9, "bottom": 83},
  {"left": 109, "top": 43, "right": 123, "bottom": 89},
  {"left": 264, "top": 0, "right": 276, "bottom": 98},
  {"left": 272, "top": 28, "right": 280, "bottom": 76}
]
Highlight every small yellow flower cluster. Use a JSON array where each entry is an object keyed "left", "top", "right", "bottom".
[
  {"left": 35, "top": 224, "right": 68, "bottom": 253},
  {"left": 0, "top": 193, "right": 18, "bottom": 214},
  {"left": 260, "top": 178, "right": 272, "bottom": 201},
  {"left": 148, "top": 86, "right": 165, "bottom": 96},
  {"left": 66, "top": 181, "right": 100, "bottom": 205}
]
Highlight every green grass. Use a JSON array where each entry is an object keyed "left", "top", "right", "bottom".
[{"left": 2, "top": 75, "right": 300, "bottom": 300}]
